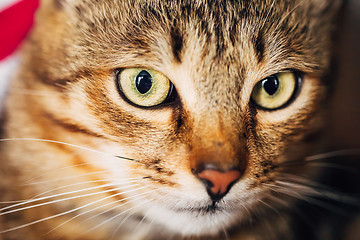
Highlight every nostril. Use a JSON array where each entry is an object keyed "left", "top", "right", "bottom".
[
  {"left": 198, "top": 169, "right": 241, "bottom": 196},
  {"left": 192, "top": 166, "right": 242, "bottom": 202}
]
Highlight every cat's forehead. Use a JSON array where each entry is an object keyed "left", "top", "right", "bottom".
[
  {"left": 35, "top": 0, "right": 340, "bottom": 114},
  {"left": 57, "top": 0, "right": 338, "bottom": 74}
]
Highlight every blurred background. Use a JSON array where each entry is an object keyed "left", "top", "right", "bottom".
[{"left": 328, "top": 0, "right": 360, "bottom": 150}]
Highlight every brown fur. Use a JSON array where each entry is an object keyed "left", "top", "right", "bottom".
[{"left": 2, "top": 0, "right": 357, "bottom": 240}]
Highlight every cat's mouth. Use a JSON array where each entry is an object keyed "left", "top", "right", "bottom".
[{"left": 174, "top": 202, "right": 224, "bottom": 214}]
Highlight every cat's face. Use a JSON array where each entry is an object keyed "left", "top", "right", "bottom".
[{"left": 3, "top": 0, "right": 342, "bottom": 238}]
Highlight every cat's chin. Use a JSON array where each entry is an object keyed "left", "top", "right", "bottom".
[{"left": 143, "top": 202, "right": 242, "bottom": 237}]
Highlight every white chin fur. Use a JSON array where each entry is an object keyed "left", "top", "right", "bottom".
[{"left": 143, "top": 203, "right": 239, "bottom": 237}]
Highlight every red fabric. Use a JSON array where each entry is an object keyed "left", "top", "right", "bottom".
[{"left": 0, "top": 0, "right": 39, "bottom": 60}]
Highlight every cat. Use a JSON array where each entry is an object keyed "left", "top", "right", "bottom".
[{"left": 1, "top": 0, "right": 359, "bottom": 239}]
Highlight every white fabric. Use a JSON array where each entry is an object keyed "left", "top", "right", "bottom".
[
  {"left": 0, "top": 0, "right": 21, "bottom": 108},
  {"left": 0, "top": 54, "right": 19, "bottom": 106},
  {"left": 0, "top": 0, "right": 21, "bottom": 11}
]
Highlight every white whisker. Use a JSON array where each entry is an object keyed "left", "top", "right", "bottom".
[
  {"left": 110, "top": 208, "right": 139, "bottom": 239},
  {"left": 0, "top": 200, "right": 26, "bottom": 204},
  {"left": 264, "top": 182, "right": 304, "bottom": 199},
  {"left": 0, "top": 187, "right": 144, "bottom": 234},
  {"left": 29, "top": 178, "right": 139, "bottom": 199},
  {"left": 141, "top": 212, "right": 157, "bottom": 239},
  {"left": 1, "top": 178, "right": 140, "bottom": 212},
  {"left": 0, "top": 183, "right": 140, "bottom": 216},
  {"left": 124, "top": 194, "right": 167, "bottom": 237},
  {"left": 277, "top": 187, "right": 346, "bottom": 214},
  {"left": 264, "top": 194, "right": 290, "bottom": 209},
  {"left": 81, "top": 189, "right": 158, "bottom": 224},
  {"left": 267, "top": 179, "right": 358, "bottom": 215},
  {"left": 265, "top": 194, "right": 314, "bottom": 228},
  {"left": 24, "top": 170, "right": 111, "bottom": 185},
  {"left": 277, "top": 173, "right": 331, "bottom": 190},
  {"left": 257, "top": 199, "right": 279, "bottom": 215},
  {"left": 261, "top": 0, "right": 276, "bottom": 28},
  {"left": 273, "top": 0, "right": 305, "bottom": 31},
  {"left": 305, "top": 149, "right": 360, "bottom": 161},
  {"left": 275, "top": 180, "right": 320, "bottom": 197},
  {"left": 25, "top": 168, "right": 140, "bottom": 186},
  {"left": 79, "top": 198, "right": 153, "bottom": 237},
  {"left": 44, "top": 188, "right": 151, "bottom": 236},
  {"left": 278, "top": 161, "right": 359, "bottom": 174},
  {"left": 24, "top": 164, "right": 145, "bottom": 186},
  {"left": 221, "top": 225, "right": 230, "bottom": 240},
  {"left": 275, "top": 176, "right": 359, "bottom": 205},
  {"left": 23, "top": 162, "right": 91, "bottom": 184},
  {"left": 0, "top": 138, "right": 142, "bottom": 164}
]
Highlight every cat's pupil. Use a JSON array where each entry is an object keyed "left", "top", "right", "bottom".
[
  {"left": 262, "top": 76, "right": 279, "bottom": 95},
  {"left": 135, "top": 70, "right": 152, "bottom": 94}
]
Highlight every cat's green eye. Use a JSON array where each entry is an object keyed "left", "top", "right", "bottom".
[
  {"left": 117, "top": 68, "right": 173, "bottom": 107},
  {"left": 251, "top": 72, "right": 299, "bottom": 110}
]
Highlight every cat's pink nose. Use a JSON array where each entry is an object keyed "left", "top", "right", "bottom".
[{"left": 193, "top": 165, "right": 241, "bottom": 202}]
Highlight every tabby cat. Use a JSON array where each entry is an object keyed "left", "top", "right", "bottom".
[{"left": 1, "top": 0, "right": 359, "bottom": 239}]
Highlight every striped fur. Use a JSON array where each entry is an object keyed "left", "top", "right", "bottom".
[{"left": 2, "top": 1, "right": 358, "bottom": 240}]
